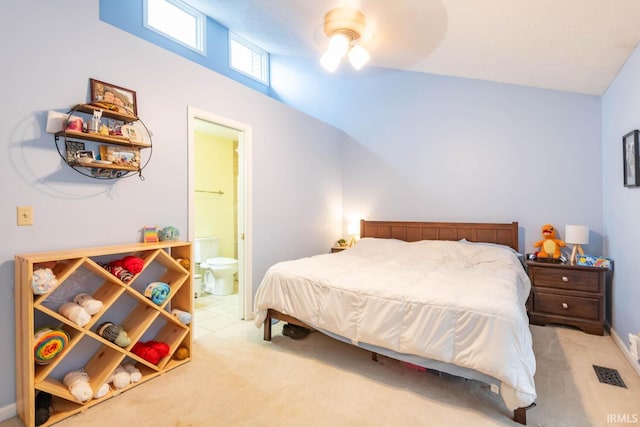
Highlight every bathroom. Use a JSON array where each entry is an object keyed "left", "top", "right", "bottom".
[{"left": 192, "top": 119, "right": 241, "bottom": 335}]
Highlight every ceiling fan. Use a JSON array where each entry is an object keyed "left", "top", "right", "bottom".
[{"left": 319, "top": 6, "right": 371, "bottom": 72}]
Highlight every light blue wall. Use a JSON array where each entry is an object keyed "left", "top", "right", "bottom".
[
  {"left": 271, "top": 55, "right": 603, "bottom": 253},
  {"left": 602, "top": 43, "right": 640, "bottom": 354},
  {"left": 99, "top": 0, "right": 271, "bottom": 95},
  {"left": 0, "top": 0, "right": 342, "bottom": 413}
]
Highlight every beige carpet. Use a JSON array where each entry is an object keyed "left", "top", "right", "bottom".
[{"left": 2, "top": 322, "right": 639, "bottom": 427}]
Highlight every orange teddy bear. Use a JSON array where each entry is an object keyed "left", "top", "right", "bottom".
[{"left": 533, "top": 224, "right": 566, "bottom": 259}]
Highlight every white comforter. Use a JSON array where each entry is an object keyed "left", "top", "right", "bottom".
[{"left": 254, "top": 238, "right": 537, "bottom": 410}]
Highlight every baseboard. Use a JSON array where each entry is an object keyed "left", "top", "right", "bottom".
[
  {"left": 0, "top": 403, "right": 16, "bottom": 423},
  {"left": 610, "top": 327, "right": 640, "bottom": 376}
]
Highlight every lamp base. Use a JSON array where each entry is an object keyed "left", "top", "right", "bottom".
[{"left": 570, "top": 244, "right": 585, "bottom": 265}]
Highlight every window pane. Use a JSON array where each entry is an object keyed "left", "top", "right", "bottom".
[
  {"left": 229, "top": 33, "right": 268, "bottom": 84},
  {"left": 146, "top": 0, "right": 203, "bottom": 53}
]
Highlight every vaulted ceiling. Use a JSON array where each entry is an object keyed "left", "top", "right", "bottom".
[{"left": 184, "top": 0, "right": 640, "bottom": 95}]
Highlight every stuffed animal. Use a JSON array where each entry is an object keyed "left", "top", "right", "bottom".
[
  {"left": 97, "top": 322, "right": 131, "bottom": 347},
  {"left": 533, "top": 224, "right": 566, "bottom": 259},
  {"left": 62, "top": 370, "right": 92, "bottom": 402}
]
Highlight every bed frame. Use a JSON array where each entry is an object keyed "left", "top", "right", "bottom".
[{"left": 262, "top": 220, "right": 533, "bottom": 424}]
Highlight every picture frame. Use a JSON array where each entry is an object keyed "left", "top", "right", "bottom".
[
  {"left": 89, "top": 78, "right": 137, "bottom": 116},
  {"left": 623, "top": 130, "right": 640, "bottom": 187},
  {"left": 120, "top": 124, "right": 142, "bottom": 142},
  {"left": 65, "top": 141, "right": 85, "bottom": 162},
  {"left": 99, "top": 145, "right": 141, "bottom": 168}
]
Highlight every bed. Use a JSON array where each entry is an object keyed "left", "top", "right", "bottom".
[{"left": 254, "top": 220, "right": 537, "bottom": 424}]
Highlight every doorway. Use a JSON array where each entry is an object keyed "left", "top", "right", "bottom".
[{"left": 187, "top": 106, "right": 252, "bottom": 324}]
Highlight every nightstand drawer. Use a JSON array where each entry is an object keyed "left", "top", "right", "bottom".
[
  {"left": 532, "top": 267, "right": 600, "bottom": 292},
  {"left": 534, "top": 291, "right": 600, "bottom": 320}
]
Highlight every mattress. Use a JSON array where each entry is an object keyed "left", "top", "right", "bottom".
[{"left": 254, "top": 237, "right": 537, "bottom": 410}]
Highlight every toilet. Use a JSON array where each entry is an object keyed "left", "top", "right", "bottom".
[{"left": 194, "top": 237, "right": 238, "bottom": 296}]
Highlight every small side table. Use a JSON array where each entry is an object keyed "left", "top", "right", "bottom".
[
  {"left": 526, "top": 261, "right": 610, "bottom": 335},
  {"left": 331, "top": 246, "right": 348, "bottom": 253}
]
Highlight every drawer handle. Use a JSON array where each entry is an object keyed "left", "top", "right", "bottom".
[
  {"left": 562, "top": 276, "right": 569, "bottom": 282},
  {"left": 562, "top": 302, "right": 569, "bottom": 309}
]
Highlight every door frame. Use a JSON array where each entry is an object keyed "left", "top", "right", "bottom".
[{"left": 187, "top": 106, "right": 252, "bottom": 320}]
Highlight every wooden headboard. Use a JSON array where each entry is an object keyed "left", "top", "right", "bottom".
[{"left": 360, "top": 220, "right": 519, "bottom": 251}]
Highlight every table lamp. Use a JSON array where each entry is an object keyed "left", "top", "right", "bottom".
[
  {"left": 347, "top": 222, "right": 360, "bottom": 247},
  {"left": 565, "top": 225, "right": 589, "bottom": 265}
]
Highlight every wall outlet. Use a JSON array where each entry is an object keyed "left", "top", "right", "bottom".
[{"left": 629, "top": 333, "right": 640, "bottom": 361}]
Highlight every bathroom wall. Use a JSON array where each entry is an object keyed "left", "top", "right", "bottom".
[{"left": 194, "top": 131, "right": 237, "bottom": 259}]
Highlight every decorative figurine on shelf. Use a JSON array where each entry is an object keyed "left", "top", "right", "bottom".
[
  {"left": 336, "top": 238, "right": 347, "bottom": 248},
  {"left": 533, "top": 224, "right": 566, "bottom": 259},
  {"left": 159, "top": 226, "right": 180, "bottom": 241}
]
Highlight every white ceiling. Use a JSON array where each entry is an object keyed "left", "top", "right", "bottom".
[{"left": 183, "top": 0, "right": 640, "bottom": 96}]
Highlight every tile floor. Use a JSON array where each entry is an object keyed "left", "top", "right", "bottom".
[{"left": 193, "top": 292, "right": 242, "bottom": 339}]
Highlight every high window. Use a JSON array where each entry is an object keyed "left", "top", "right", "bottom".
[
  {"left": 229, "top": 32, "right": 269, "bottom": 84},
  {"left": 144, "top": 0, "right": 205, "bottom": 54}
]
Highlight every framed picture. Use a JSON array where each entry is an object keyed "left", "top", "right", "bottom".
[
  {"left": 99, "top": 145, "right": 141, "bottom": 168},
  {"left": 65, "top": 141, "right": 85, "bottom": 162},
  {"left": 89, "top": 78, "right": 137, "bottom": 116},
  {"left": 120, "top": 124, "right": 142, "bottom": 142},
  {"left": 623, "top": 130, "right": 640, "bottom": 187}
]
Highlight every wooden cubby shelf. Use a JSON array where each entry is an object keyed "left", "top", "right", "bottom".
[{"left": 15, "top": 241, "right": 192, "bottom": 427}]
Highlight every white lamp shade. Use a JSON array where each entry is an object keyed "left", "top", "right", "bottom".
[
  {"left": 320, "top": 51, "right": 341, "bottom": 72},
  {"left": 565, "top": 225, "right": 589, "bottom": 244},
  {"left": 327, "top": 34, "right": 350, "bottom": 57},
  {"left": 347, "top": 222, "right": 359, "bottom": 236},
  {"left": 348, "top": 44, "right": 370, "bottom": 70}
]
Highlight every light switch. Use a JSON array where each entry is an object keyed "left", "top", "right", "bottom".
[{"left": 17, "top": 206, "right": 33, "bottom": 226}]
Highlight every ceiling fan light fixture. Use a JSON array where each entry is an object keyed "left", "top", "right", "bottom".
[
  {"left": 320, "top": 50, "right": 342, "bottom": 73},
  {"left": 327, "top": 33, "right": 350, "bottom": 57},
  {"left": 320, "top": 7, "right": 370, "bottom": 72},
  {"left": 348, "top": 44, "right": 370, "bottom": 70}
]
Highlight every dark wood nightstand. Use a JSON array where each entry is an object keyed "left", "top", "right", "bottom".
[
  {"left": 526, "top": 261, "right": 610, "bottom": 335},
  {"left": 331, "top": 246, "right": 348, "bottom": 253}
]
